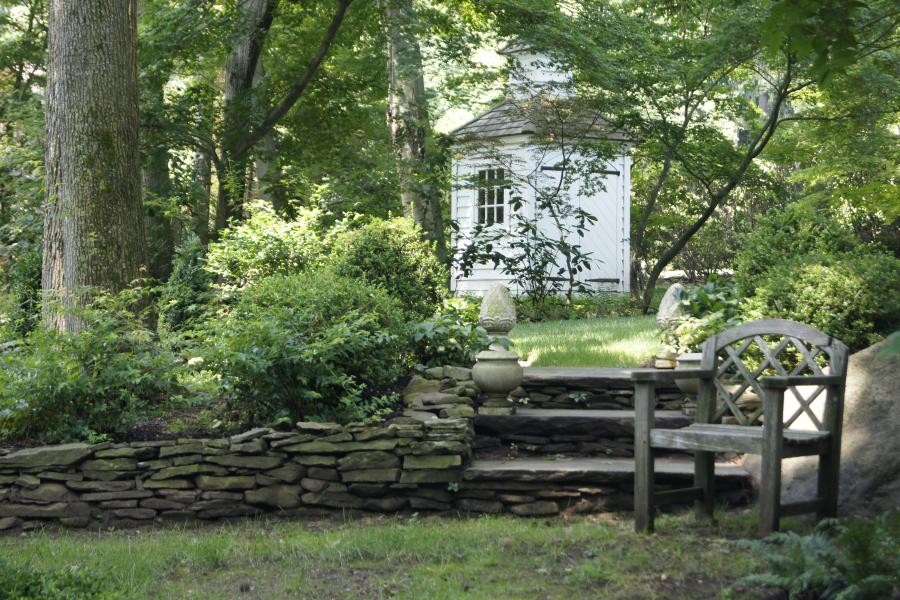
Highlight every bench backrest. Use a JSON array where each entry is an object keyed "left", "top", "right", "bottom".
[{"left": 699, "top": 319, "right": 849, "bottom": 431}]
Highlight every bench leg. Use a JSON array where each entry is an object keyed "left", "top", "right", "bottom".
[
  {"left": 635, "top": 442, "right": 654, "bottom": 533},
  {"left": 694, "top": 451, "right": 715, "bottom": 522},
  {"left": 634, "top": 381, "right": 655, "bottom": 533},
  {"left": 817, "top": 451, "right": 839, "bottom": 520}
]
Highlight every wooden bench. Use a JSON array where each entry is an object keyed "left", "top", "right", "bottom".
[{"left": 632, "top": 319, "right": 848, "bottom": 535}]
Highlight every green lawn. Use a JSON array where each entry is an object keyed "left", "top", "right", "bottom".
[
  {"left": 0, "top": 511, "right": 773, "bottom": 599},
  {"left": 510, "top": 316, "right": 662, "bottom": 368}
]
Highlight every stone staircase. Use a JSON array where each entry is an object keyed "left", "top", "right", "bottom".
[{"left": 455, "top": 367, "right": 753, "bottom": 516}]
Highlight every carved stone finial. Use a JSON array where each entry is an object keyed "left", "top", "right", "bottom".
[{"left": 479, "top": 284, "right": 517, "bottom": 336}]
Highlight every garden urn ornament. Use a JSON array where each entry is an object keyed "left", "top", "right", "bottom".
[{"left": 472, "top": 284, "right": 523, "bottom": 415}]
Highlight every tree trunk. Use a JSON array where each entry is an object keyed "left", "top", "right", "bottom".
[
  {"left": 380, "top": 0, "right": 446, "bottom": 259},
  {"left": 144, "top": 84, "right": 175, "bottom": 282},
  {"left": 42, "top": 0, "right": 146, "bottom": 332},
  {"left": 252, "top": 63, "right": 287, "bottom": 213},
  {"left": 192, "top": 152, "right": 211, "bottom": 245},
  {"left": 215, "top": 0, "right": 275, "bottom": 231}
]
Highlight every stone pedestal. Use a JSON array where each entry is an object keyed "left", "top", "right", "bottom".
[
  {"left": 473, "top": 350, "right": 523, "bottom": 415},
  {"left": 472, "top": 285, "right": 522, "bottom": 415}
]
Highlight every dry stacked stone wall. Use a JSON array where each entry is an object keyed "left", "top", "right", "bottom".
[{"left": 0, "top": 417, "right": 473, "bottom": 533}]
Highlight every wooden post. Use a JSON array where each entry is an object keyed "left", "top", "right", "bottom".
[
  {"left": 634, "top": 380, "right": 656, "bottom": 533},
  {"left": 759, "top": 385, "right": 785, "bottom": 535}
]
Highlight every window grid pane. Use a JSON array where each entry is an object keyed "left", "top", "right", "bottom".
[{"left": 476, "top": 168, "right": 506, "bottom": 226}]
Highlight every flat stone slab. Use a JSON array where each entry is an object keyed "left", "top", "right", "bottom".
[
  {"left": 523, "top": 367, "right": 637, "bottom": 389},
  {"left": 464, "top": 457, "right": 749, "bottom": 484},
  {"left": 476, "top": 409, "right": 691, "bottom": 438}
]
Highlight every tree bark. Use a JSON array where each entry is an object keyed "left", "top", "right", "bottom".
[
  {"left": 144, "top": 83, "right": 175, "bottom": 282},
  {"left": 42, "top": 0, "right": 147, "bottom": 332},
  {"left": 380, "top": 0, "right": 446, "bottom": 259}
]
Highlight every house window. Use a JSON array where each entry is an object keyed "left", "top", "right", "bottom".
[{"left": 477, "top": 168, "right": 507, "bottom": 226}]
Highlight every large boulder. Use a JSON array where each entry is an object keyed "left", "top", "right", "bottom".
[
  {"left": 656, "top": 283, "right": 686, "bottom": 329},
  {"left": 743, "top": 336, "right": 900, "bottom": 516}
]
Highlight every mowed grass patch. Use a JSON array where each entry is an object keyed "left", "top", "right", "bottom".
[
  {"left": 510, "top": 316, "right": 662, "bottom": 368},
  {"left": 0, "top": 511, "right": 771, "bottom": 600}
]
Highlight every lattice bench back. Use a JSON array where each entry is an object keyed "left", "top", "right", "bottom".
[{"left": 700, "top": 319, "right": 849, "bottom": 430}]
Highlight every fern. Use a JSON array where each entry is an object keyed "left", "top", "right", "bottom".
[{"left": 734, "top": 511, "right": 900, "bottom": 600}]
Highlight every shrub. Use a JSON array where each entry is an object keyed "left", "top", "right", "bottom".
[
  {"left": 157, "top": 238, "right": 216, "bottom": 333},
  {"left": 0, "top": 557, "right": 115, "bottom": 600},
  {"left": 0, "top": 290, "right": 184, "bottom": 443},
  {"left": 740, "top": 250, "right": 900, "bottom": 352},
  {"left": 515, "top": 293, "right": 641, "bottom": 322},
  {"left": 412, "top": 297, "right": 492, "bottom": 368},
  {"left": 206, "top": 203, "right": 326, "bottom": 290},
  {"left": 328, "top": 218, "right": 447, "bottom": 320},
  {"left": 200, "top": 269, "right": 410, "bottom": 425},
  {"left": 735, "top": 511, "right": 900, "bottom": 600},
  {"left": 662, "top": 276, "right": 742, "bottom": 354},
  {"left": 733, "top": 199, "right": 858, "bottom": 295}
]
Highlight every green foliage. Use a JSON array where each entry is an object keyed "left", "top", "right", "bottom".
[
  {"left": 205, "top": 204, "right": 327, "bottom": 290},
  {"left": 740, "top": 249, "right": 900, "bottom": 352},
  {"left": 0, "top": 290, "right": 184, "bottom": 443},
  {"left": 733, "top": 200, "right": 858, "bottom": 296},
  {"left": 411, "top": 297, "right": 491, "bottom": 368},
  {"left": 762, "top": 0, "right": 867, "bottom": 80},
  {"left": 680, "top": 276, "right": 741, "bottom": 320},
  {"left": 2, "top": 246, "right": 41, "bottom": 335},
  {"left": 157, "top": 238, "right": 216, "bottom": 333},
  {"left": 663, "top": 276, "right": 742, "bottom": 354},
  {"left": 0, "top": 557, "right": 115, "bottom": 600},
  {"left": 736, "top": 511, "right": 900, "bottom": 600},
  {"left": 200, "top": 269, "right": 410, "bottom": 425},
  {"left": 328, "top": 217, "right": 447, "bottom": 320}
]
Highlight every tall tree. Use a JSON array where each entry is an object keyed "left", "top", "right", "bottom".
[
  {"left": 215, "top": 0, "right": 353, "bottom": 231},
  {"left": 42, "top": 0, "right": 146, "bottom": 331},
  {"left": 380, "top": 0, "right": 444, "bottom": 256}
]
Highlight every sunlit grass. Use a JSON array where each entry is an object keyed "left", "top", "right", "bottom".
[
  {"left": 510, "top": 315, "right": 662, "bottom": 368},
  {"left": 0, "top": 511, "right": 772, "bottom": 599}
]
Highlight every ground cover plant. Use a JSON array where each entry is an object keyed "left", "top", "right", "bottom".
[{"left": 510, "top": 315, "right": 661, "bottom": 367}]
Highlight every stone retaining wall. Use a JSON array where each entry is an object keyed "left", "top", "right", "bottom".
[{"left": 0, "top": 417, "right": 473, "bottom": 533}]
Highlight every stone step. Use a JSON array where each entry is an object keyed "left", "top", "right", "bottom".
[
  {"left": 464, "top": 456, "right": 750, "bottom": 485},
  {"left": 476, "top": 408, "right": 691, "bottom": 439},
  {"left": 520, "top": 367, "right": 684, "bottom": 411},
  {"left": 523, "top": 367, "right": 638, "bottom": 389}
]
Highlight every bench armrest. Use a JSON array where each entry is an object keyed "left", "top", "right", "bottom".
[
  {"left": 631, "top": 368, "right": 715, "bottom": 383},
  {"left": 759, "top": 375, "right": 843, "bottom": 389}
]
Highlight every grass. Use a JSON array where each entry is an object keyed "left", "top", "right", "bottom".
[
  {"left": 510, "top": 315, "right": 662, "bottom": 368},
  {"left": 0, "top": 510, "right": 781, "bottom": 600}
]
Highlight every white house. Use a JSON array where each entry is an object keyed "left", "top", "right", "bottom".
[{"left": 449, "top": 46, "right": 632, "bottom": 296}]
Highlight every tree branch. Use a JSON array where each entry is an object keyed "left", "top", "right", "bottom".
[{"left": 233, "top": 0, "right": 352, "bottom": 158}]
